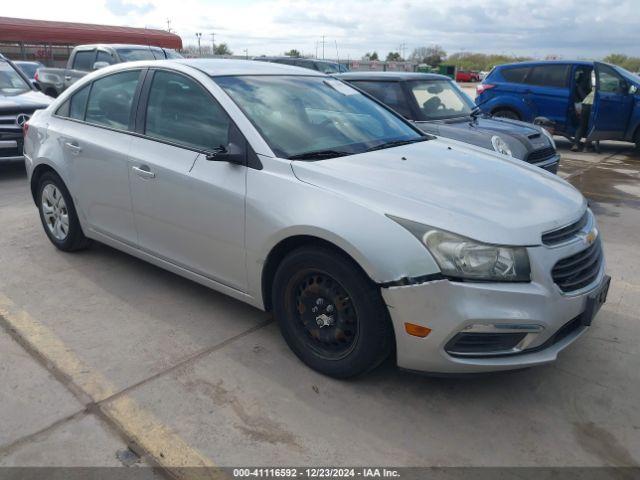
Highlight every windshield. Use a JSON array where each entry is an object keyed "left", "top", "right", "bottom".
[
  {"left": 409, "top": 79, "right": 475, "bottom": 120},
  {"left": 612, "top": 64, "right": 640, "bottom": 85},
  {"left": 116, "top": 48, "right": 156, "bottom": 62},
  {"left": 0, "top": 62, "right": 31, "bottom": 95},
  {"left": 215, "top": 75, "right": 422, "bottom": 158}
]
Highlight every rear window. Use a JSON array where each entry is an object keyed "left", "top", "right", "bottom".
[
  {"left": 526, "top": 65, "right": 569, "bottom": 88},
  {"left": 501, "top": 67, "right": 529, "bottom": 83}
]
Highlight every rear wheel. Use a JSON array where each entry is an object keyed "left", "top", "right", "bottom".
[
  {"left": 492, "top": 108, "right": 520, "bottom": 120},
  {"left": 37, "top": 172, "right": 90, "bottom": 251},
  {"left": 272, "top": 247, "right": 393, "bottom": 378}
]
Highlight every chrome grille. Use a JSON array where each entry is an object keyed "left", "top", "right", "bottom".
[
  {"left": 552, "top": 239, "right": 603, "bottom": 293},
  {"left": 542, "top": 211, "right": 589, "bottom": 246}
]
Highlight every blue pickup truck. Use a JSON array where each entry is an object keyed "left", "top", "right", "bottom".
[{"left": 476, "top": 61, "right": 640, "bottom": 149}]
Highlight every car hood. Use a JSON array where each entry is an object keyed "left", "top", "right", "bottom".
[
  {"left": 416, "top": 116, "right": 552, "bottom": 160},
  {"left": 291, "top": 139, "right": 584, "bottom": 246},
  {"left": 0, "top": 90, "right": 52, "bottom": 111}
]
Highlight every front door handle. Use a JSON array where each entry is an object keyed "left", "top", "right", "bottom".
[
  {"left": 64, "top": 141, "right": 82, "bottom": 154},
  {"left": 132, "top": 165, "right": 156, "bottom": 179},
  {"left": 64, "top": 76, "right": 71, "bottom": 81}
]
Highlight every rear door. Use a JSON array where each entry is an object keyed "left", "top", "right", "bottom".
[
  {"left": 128, "top": 69, "right": 247, "bottom": 291},
  {"left": 58, "top": 69, "right": 144, "bottom": 245},
  {"left": 589, "top": 62, "right": 635, "bottom": 140},
  {"left": 523, "top": 64, "right": 571, "bottom": 129}
]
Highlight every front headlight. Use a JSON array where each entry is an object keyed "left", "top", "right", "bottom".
[
  {"left": 540, "top": 127, "right": 556, "bottom": 149},
  {"left": 388, "top": 216, "right": 531, "bottom": 282},
  {"left": 491, "top": 135, "right": 513, "bottom": 156}
]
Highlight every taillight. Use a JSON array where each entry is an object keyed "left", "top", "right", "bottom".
[
  {"left": 476, "top": 83, "right": 495, "bottom": 95},
  {"left": 34, "top": 71, "right": 39, "bottom": 82}
]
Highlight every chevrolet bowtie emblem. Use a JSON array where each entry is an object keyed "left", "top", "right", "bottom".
[{"left": 582, "top": 228, "right": 598, "bottom": 245}]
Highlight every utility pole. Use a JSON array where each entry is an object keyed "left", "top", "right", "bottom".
[
  {"left": 166, "top": 19, "right": 172, "bottom": 33},
  {"left": 243, "top": 48, "right": 248, "bottom": 59},
  {"left": 398, "top": 42, "right": 407, "bottom": 60},
  {"left": 195, "top": 32, "right": 202, "bottom": 57},
  {"left": 315, "top": 41, "right": 318, "bottom": 59},
  {"left": 322, "top": 35, "right": 325, "bottom": 60},
  {"left": 210, "top": 32, "right": 215, "bottom": 54}
]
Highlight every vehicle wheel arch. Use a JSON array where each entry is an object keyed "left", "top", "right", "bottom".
[
  {"left": 30, "top": 163, "right": 62, "bottom": 204},
  {"left": 490, "top": 106, "right": 522, "bottom": 120},
  {"left": 261, "top": 234, "right": 373, "bottom": 312}
]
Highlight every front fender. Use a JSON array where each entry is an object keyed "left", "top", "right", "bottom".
[{"left": 244, "top": 157, "right": 440, "bottom": 307}]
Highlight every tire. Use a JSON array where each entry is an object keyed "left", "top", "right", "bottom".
[
  {"left": 37, "top": 171, "right": 90, "bottom": 252},
  {"left": 272, "top": 246, "right": 394, "bottom": 378},
  {"left": 492, "top": 109, "right": 520, "bottom": 120}
]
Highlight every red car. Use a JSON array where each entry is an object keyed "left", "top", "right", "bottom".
[{"left": 455, "top": 70, "right": 480, "bottom": 82}]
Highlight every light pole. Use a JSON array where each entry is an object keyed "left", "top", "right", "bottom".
[
  {"left": 195, "top": 32, "right": 202, "bottom": 57},
  {"left": 210, "top": 32, "right": 215, "bottom": 54},
  {"left": 243, "top": 48, "right": 248, "bottom": 60}
]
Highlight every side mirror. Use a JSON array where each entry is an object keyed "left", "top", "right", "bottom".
[
  {"left": 32, "top": 80, "right": 41, "bottom": 90},
  {"left": 629, "top": 84, "right": 638, "bottom": 95},
  {"left": 205, "top": 143, "right": 245, "bottom": 165},
  {"left": 92, "top": 61, "right": 109, "bottom": 71}
]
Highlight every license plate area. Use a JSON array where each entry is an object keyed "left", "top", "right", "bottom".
[{"left": 582, "top": 275, "right": 611, "bottom": 326}]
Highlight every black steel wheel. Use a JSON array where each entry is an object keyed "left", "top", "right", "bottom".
[{"left": 272, "top": 246, "right": 394, "bottom": 378}]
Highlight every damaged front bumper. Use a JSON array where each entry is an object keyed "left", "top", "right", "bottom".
[{"left": 381, "top": 258, "right": 607, "bottom": 374}]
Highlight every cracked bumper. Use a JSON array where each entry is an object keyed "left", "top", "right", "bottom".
[{"left": 381, "top": 266, "right": 605, "bottom": 374}]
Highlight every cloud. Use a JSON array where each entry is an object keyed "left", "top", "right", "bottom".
[
  {"left": 105, "top": 0, "right": 155, "bottom": 16},
  {"left": 2, "top": 0, "right": 639, "bottom": 58}
]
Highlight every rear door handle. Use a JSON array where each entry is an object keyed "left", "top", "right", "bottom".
[
  {"left": 64, "top": 76, "right": 71, "bottom": 81},
  {"left": 132, "top": 165, "right": 156, "bottom": 179},
  {"left": 64, "top": 141, "right": 82, "bottom": 154}
]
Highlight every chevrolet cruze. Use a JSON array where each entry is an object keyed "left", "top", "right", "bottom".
[{"left": 23, "top": 60, "right": 610, "bottom": 377}]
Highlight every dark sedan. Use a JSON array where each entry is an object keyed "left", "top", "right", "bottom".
[{"left": 336, "top": 72, "right": 560, "bottom": 173}]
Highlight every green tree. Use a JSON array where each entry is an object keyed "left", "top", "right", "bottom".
[
  {"left": 285, "top": 49, "right": 301, "bottom": 58},
  {"left": 363, "top": 51, "right": 379, "bottom": 61},
  {"left": 604, "top": 53, "right": 640, "bottom": 72},
  {"left": 386, "top": 52, "right": 403, "bottom": 62},
  {"left": 213, "top": 43, "right": 232, "bottom": 55},
  {"left": 410, "top": 45, "right": 446, "bottom": 66}
]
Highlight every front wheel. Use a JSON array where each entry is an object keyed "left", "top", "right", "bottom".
[
  {"left": 37, "top": 172, "right": 90, "bottom": 251},
  {"left": 272, "top": 247, "right": 394, "bottom": 378}
]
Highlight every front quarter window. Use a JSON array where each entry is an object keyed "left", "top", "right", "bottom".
[{"left": 215, "top": 75, "right": 421, "bottom": 158}]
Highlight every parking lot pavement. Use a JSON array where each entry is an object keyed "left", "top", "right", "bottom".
[{"left": 0, "top": 143, "right": 639, "bottom": 471}]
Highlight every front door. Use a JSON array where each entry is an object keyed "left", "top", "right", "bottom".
[
  {"left": 128, "top": 69, "right": 247, "bottom": 291},
  {"left": 589, "top": 62, "right": 635, "bottom": 140},
  {"left": 60, "top": 69, "right": 143, "bottom": 246}
]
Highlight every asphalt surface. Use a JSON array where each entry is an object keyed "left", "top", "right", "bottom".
[{"left": 0, "top": 140, "right": 639, "bottom": 474}]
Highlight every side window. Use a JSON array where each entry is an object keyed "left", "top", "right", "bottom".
[
  {"left": 526, "top": 65, "right": 569, "bottom": 88},
  {"left": 85, "top": 70, "right": 140, "bottom": 129},
  {"left": 144, "top": 70, "right": 230, "bottom": 151},
  {"left": 597, "top": 65, "right": 625, "bottom": 93},
  {"left": 72, "top": 50, "right": 96, "bottom": 71},
  {"left": 351, "top": 81, "right": 412, "bottom": 118},
  {"left": 501, "top": 67, "right": 529, "bottom": 83},
  {"left": 55, "top": 83, "right": 90, "bottom": 119},
  {"left": 69, "top": 84, "right": 90, "bottom": 119},
  {"left": 95, "top": 51, "right": 115, "bottom": 66}
]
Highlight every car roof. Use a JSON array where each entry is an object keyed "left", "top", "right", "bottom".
[
  {"left": 75, "top": 44, "right": 165, "bottom": 50},
  {"left": 172, "top": 58, "right": 325, "bottom": 76},
  {"left": 336, "top": 71, "right": 451, "bottom": 82},
  {"left": 14, "top": 60, "right": 42, "bottom": 65},
  {"left": 256, "top": 56, "right": 340, "bottom": 65},
  {"left": 497, "top": 60, "right": 593, "bottom": 68}
]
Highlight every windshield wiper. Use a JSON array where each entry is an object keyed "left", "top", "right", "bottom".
[
  {"left": 288, "top": 149, "right": 351, "bottom": 160},
  {"left": 365, "top": 137, "right": 430, "bottom": 153}
]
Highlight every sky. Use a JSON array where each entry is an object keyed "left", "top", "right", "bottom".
[{"left": 2, "top": 0, "right": 639, "bottom": 60}]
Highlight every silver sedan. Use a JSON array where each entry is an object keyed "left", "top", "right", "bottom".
[{"left": 23, "top": 59, "right": 610, "bottom": 377}]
